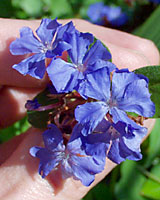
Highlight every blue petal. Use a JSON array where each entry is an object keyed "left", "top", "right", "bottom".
[
  {"left": 36, "top": 18, "right": 61, "bottom": 45},
  {"left": 67, "top": 136, "right": 84, "bottom": 154},
  {"left": 25, "top": 99, "right": 41, "bottom": 110},
  {"left": 69, "top": 123, "right": 84, "bottom": 142},
  {"left": 69, "top": 123, "right": 109, "bottom": 163},
  {"left": 118, "top": 79, "right": 155, "bottom": 117},
  {"left": 69, "top": 154, "right": 104, "bottom": 186},
  {"left": 110, "top": 107, "right": 141, "bottom": 129},
  {"left": 43, "top": 124, "right": 64, "bottom": 151},
  {"left": 111, "top": 69, "right": 144, "bottom": 100},
  {"left": 84, "top": 135, "right": 108, "bottom": 166},
  {"left": 55, "top": 21, "right": 75, "bottom": 41},
  {"left": 83, "top": 40, "right": 112, "bottom": 66},
  {"left": 10, "top": 27, "right": 42, "bottom": 55},
  {"left": 30, "top": 147, "right": 61, "bottom": 177},
  {"left": 94, "top": 118, "right": 111, "bottom": 134},
  {"left": 75, "top": 102, "right": 109, "bottom": 134},
  {"left": 106, "top": 122, "right": 144, "bottom": 164},
  {"left": 64, "top": 31, "right": 93, "bottom": 65},
  {"left": 68, "top": 156, "right": 95, "bottom": 186},
  {"left": 46, "top": 21, "right": 75, "bottom": 58},
  {"left": 47, "top": 58, "right": 81, "bottom": 92},
  {"left": 123, "top": 125, "right": 147, "bottom": 152},
  {"left": 61, "top": 135, "right": 104, "bottom": 186},
  {"left": 107, "top": 138, "right": 142, "bottom": 164},
  {"left": 86, "top": 59, "right": 116, "bottom": 74},
  {"left": 78, "top": 67, "right": 111, "bottom": 101},
  {"left": 12, "top": 53, "right": 46, "bottom": 79},
  {"left": 119, "top": 140, "right": 142, "bottom": 161},
  {"left": 112, "top": 121, "right": 147, "bottom": 151},
  {"left": 47, "top": 41, "right": 71, "bottom": 58}
]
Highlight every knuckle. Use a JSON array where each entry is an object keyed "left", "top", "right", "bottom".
[{"left": 136, "top": 37, "right": 160, "bottom": 65}]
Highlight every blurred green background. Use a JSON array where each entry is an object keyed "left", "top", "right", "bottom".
[{"left": 0, "top": 0, "right": 160, "bottom": 199}]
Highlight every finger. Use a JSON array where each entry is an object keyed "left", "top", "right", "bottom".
[
  {"left": 0, "top": 119, "right": 155, "bottom": 200},
  {"left": 0, "top": 132, "right": 26, "bottom": 164},
  {"left": 0, "top": 18, "right": 159, "bottom": 87},
  {"left": 68, "top": 19, "right": 160, "bottom": 66},
  {"left": 0, "top": 86, "right": 40, "bottom": 128},
  {"left": 104, "top": 42, "right": 152, "bottom": 70}
]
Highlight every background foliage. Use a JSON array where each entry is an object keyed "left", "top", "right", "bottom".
[{"left": 0, "top": 0, "right": 160, "bottom": 199}]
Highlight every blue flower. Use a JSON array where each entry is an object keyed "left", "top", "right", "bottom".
[
  {"left": 103, "top": 6, "right": 128, "bottom": 27},
  {"left": 47, "top": 30, "right": 116, "bottom": 98},
  {"left": 87, "top": 2, "right": 105, "bottom": 25},
  {"left": 93, "top": 119, "right": 147, "bottom": 164},
  {"left": 25, "top": 99, "right": 41, "bottom": 111},
  {"left": 87, "top": 3, "right": 128, "bottom": 27},
  {"left": 75, "top": 68, "right": 155, "bottom": 133},
  {"left": 30, "top": 123, "right": 107, "bottom": 186},
  {"left": 10, "top": 19, "right": 74, "bottom": 79},
  {"left": 149, "top": 0, "right": 160, "bottom": 3}
]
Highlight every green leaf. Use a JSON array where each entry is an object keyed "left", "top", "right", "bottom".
[
  {"left": 0, "top": 0, "right": 14, "bottom": 18},
  {"left": 134, "top": 5, "right": 160, "bottom": 51},
  {"left": 135, "top": 65, "right": 160, "bottom": 86},
  {"left": 141, "top": 164, "right": 160, "bottom": 200},
  {"left": 19, "top": 0, "right": 44, "bottom": 17},
  {"left": 27, "top": 87, "right": 60, "bottom": 129},
  {"left": 0, "top": 117, "right": 30, "bottom": 143},
  {"left": 82, "top": 182, "right": 113, "bottom": 200},
  {"left": 144, "top": 119, "right": 160, "bottom": 167},
  {"left": 43, "top": 0, "right": 73, "bottom": 18},
  {"left": 28, "top": 109, "right": 53, "bottom": 129},
  {"left": 34, "top": 87, "right": 59, "bottom": 106},
  {"left": 135, "top": 65, "right": 160, "bottom": 118},
  {"left": 115, "top": 160, "right": 147, "bottom": 200}
]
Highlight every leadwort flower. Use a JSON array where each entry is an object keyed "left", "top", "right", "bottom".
[
  {"left": 10, "top": 18, "right": 73, "bottom": 79},
  {"left": 87, "top": 2, "right": 128, "bottom": 27},
  {"left": 75, "top": 68, "right": 155, "bottom": 133},
  {"left": 30, "top": 123, "right": 107, "bottom": 186},
  {"left": 93, "top": 119, "right": 147, "bottom": 164},
  {"left": 47, "top": 30, "right": 116, "bottom": 98}
]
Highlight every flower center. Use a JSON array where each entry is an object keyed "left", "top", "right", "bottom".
[
  {"left": 77, "top": 64, "right": 87, "bottom": 73},
  {"left": 107, "top": 98, "right": 117, "bottom": 108},
  {"left": 41, "top": 42, "right": 53, "bottom": 53},
  {"left": 60, "top": 148, "right": 70, "bottom": 161}
]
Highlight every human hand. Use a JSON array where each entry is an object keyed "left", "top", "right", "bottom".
[{"left": 0, "top": 18, "right": 159, "bottom": 200}]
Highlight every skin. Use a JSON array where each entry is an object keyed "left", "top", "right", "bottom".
[{"left": 0, "top": 18, "right": 159, "bottom": 200}]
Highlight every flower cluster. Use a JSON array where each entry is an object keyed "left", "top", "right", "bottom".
[
  {"left": 10, "top": 18, "right": 155, "bottom": 186},
  {"left": 87, "top": 2, "right": 128, "bottom": 27}
]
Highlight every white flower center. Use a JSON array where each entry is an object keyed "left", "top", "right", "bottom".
[
  {"left": 107, "top": 98, "right": 117, "bottom": 108},
  {"left": 41, "top": 42, "right": 53, "bottom": 53},
  {"left": 77, "top": 64, "right": 87, "bottom": 73}
]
